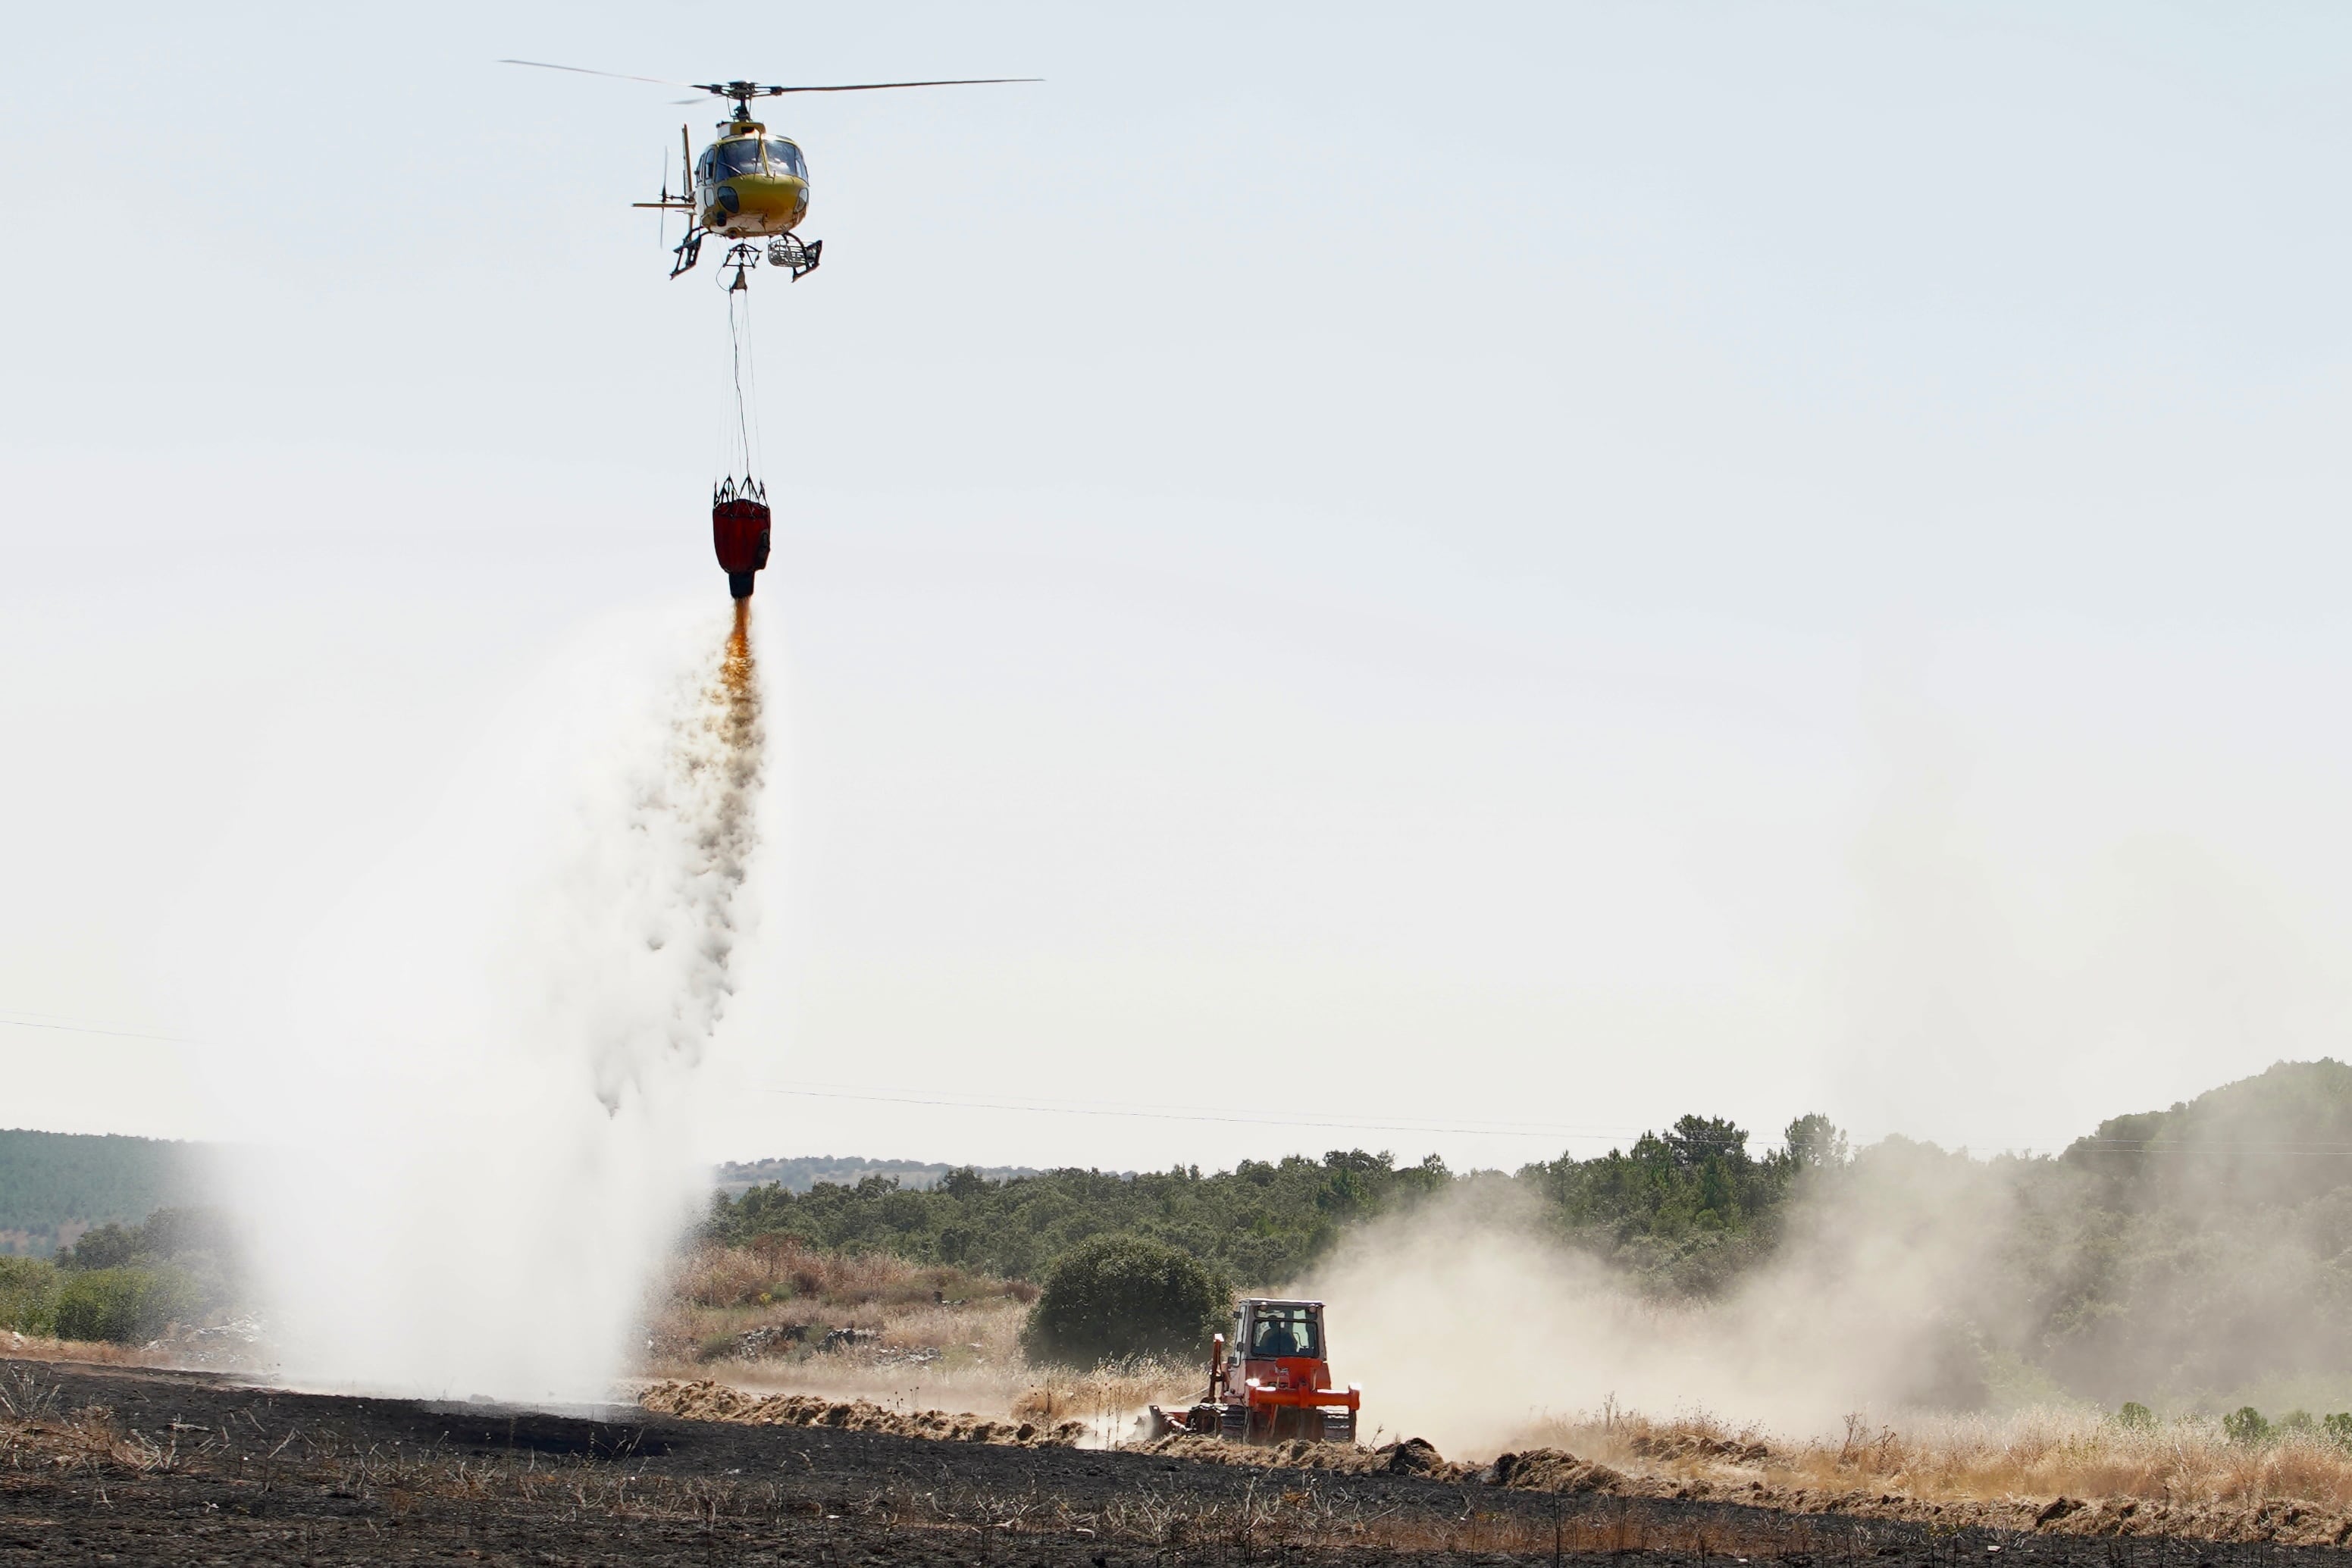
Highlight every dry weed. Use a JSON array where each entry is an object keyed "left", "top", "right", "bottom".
[
  {"left": 0, "top": 1332, "right": 194, "bottom": 1371},
  {"left": 1510, "top": 1401, "right": 2352, "bottom": 1516},
  {"left": 644, "top": 1241, "right": 1062, "bottom": 1423},
  {"left": 1011, "top": 1354, "right": 1201, "bottom": 1445}
]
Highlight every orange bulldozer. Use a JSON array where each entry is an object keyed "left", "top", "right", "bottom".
[{"left": 1147, "top": 1298, "right": 1361, "bottom": 1444}]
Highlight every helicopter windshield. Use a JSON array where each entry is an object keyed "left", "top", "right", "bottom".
[
  {"left": 765, "top": 139, "right": 806, "bottom": 178},
  {"left": 716, "top": 139, "right": 766, "bottom": 178}
]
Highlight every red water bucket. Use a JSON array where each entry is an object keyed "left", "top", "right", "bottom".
[{"left": 713, "top": 493, "right": 772, "bottom": 600}]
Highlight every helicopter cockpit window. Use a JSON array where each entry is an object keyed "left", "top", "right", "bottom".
[
  {"left": 696, "top": 149, "right": 719, "bottom": 186},
  {"left": 718, "top": 140, "right": 767, "bottom": 178},
  {"left": 765, "top": 140, "right": 806, "bottom": 178}
]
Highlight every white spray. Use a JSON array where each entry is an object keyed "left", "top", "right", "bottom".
[{"left": 223, "top": 602, "right": 767, "bottom": 1402}]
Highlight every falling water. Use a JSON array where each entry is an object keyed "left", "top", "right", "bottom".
[
  {"left": 229, "top": 602, "right": 771, "bottom": 1401},
  {"left": 587, "top": 596, "right": 766, "bottom": 1111}
]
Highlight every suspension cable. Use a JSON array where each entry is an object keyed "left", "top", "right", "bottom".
[
  {"left": 741, "top": 284, "right": 766, "bottom": 482},
  {"left": 725, "top": 283, "right": 759, "bottom": 483}
]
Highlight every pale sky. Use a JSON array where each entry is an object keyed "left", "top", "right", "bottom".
[{"left": 8, "top": 2, "right": 2352, "bottom": 1174}]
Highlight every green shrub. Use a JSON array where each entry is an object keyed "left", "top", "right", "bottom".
[
  {"left": 2324, "top": 1413, "right": 2352, "bottom": 1448},
  {"left": 0, "top": 1257, "right": 59, "bottom": 1335},
  {"left": 1019, "top": 1235, "right": 1228, "bottom": 1368},
  {"left": 60, "top": 1222, "right": 142, "bottom": 1270},
  {"left": 2222, "top": 1406, "right": 2272, "bottom": 1445},
  {"left": 2115, "top": 1401, "right": 2153, "bottom": 1429},
  {"left": 2281, "top": 1409, "right": 2316, "bottom": 1432},
  {"left": 50, "top": 1266, "right": 198, "bottom": 1344}
]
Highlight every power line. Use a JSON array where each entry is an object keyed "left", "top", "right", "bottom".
[{"left": 0, "top": 1012, "right": 202, "bottom": 1047}]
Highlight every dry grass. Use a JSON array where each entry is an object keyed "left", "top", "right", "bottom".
[
  {"left": 650, "top": 1236, "right": 1032, "bottom": 1359},
  {"left": 0, "top": 1361, "right": 191, "bottom": 1473},
  {"left": 1509, "top": 1401, "right": 2352, "bottom": 1516},
  {"left": 1010, "top": 1354, "right": 1203, "bottom": 1445},
  {"left": 643, "top": 1239, "right": 1198, "bottom": 1439},
  {"left": 0, "top": 1329, "right": 190, "bottom": 1370}
]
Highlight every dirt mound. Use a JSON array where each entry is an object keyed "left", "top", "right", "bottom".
[
  {"left": 1131, "top": 1434, "right": 1627, "bottom": 1493},
  {"left": 1483, "top": 1448, "right": 1632, "bottom": 1493},
  {"left": 638, "top": 1379, "right": 1086, "bottom": 1447},
  {"left": 1378, "top": 1435, "right": 1448, "bottom": 1475},
  {"left": 1134, "top": 1432, "right": 1483, "bottom": 1482}
]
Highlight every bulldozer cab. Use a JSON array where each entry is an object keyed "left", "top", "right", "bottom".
[{"left": 1236, "top": 1300, "right": 1325, "bottom": 1368}]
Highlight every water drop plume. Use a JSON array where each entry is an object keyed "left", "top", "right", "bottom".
[
  {"left": 586, "top": 594, "right": 766, "bottom": 1112},
  {"left": 222, "top": 601, "right": 771, "bottom": 1401}
]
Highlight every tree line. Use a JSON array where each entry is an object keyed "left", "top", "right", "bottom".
[{"left": 706, "top": 1112, "right": 1844, "bottom": 1294}]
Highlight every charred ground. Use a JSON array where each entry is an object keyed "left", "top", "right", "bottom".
[{"left": 2, "top": 1357, "right": 2339, "bottom": 1567}]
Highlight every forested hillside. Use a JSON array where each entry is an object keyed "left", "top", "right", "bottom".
[{"left": 0, "top": 1129, "right": 215, "bottom": 1255}]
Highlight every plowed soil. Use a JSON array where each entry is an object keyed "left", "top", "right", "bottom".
[{"left": 0, "top": 1356, "right": 2339, "bottom": 1566}]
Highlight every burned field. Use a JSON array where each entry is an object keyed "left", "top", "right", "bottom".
[{"left": 0, "top": 1358, "right": 2341, "bottom": 1567}]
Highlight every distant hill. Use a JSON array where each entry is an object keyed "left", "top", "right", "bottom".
[
  {"left": 2063, "top": 1056, "right": 2352, "bottom": 1205},
  {"left": 0, "top": 1133, "right": 1038, "bottom": 1247},
  {"left": 713, "top": 1155, "right": 1039, "bottom": 1198},
  {"left": 0, "top": 1128, "right": 217, "bottom": 1257}
]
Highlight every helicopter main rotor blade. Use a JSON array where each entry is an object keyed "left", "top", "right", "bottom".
[
  {"left": 499, "top": 58, "right": 703, "bottom": 89},
  {"left": 753, "top": 77, "right": 1041, "bottom": 94},
  {"left": 502, "top": 60, "right": 1040, "bottom": 99}
]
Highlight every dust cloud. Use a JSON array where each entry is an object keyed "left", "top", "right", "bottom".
[
  {"left": 223, "top": 602, "right": 769, "bottom": 1402},
  {"left": 1296, "top": 1171, "right": 2009, "bottom": 1459},
  {"left": 1298, "top": 1085, "right": 2352, "bottom": 1461}
]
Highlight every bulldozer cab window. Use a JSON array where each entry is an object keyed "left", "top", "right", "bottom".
[{"left": 1248, "top": 1307, "right": 1320, "bottom": 1359}]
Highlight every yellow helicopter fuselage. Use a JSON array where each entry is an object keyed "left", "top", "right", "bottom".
[{"left": 694, "top": 123, "right": 809, "bottom": 239}]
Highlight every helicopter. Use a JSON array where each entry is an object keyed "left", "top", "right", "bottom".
[{"left": 501, "top": 60, "right": 1038, "bottom": 286}]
